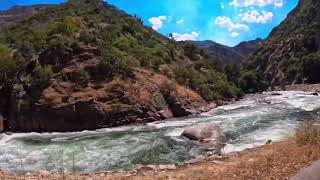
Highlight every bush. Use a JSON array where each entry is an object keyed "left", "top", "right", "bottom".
[
  {"left": 174, "top": 65, "right": 241, "bottom": 101},
  {"left": 160, "top": 81, "right": 176, "bottom": 96},
  {"left": 302, "top": 53, "right": 320, "bottom": 83},
  {"left": 238, "top": 69, "right": 268, "bottom": 93},
  {"left": 32, "top": 65, "right": 54, "bottom": 88},
  {"left": 54, "top": 16, "right": 80, "bottom": 35},
  {"left": 183, "top": 43, "right": 201, "bottom": 61},
  {"left": 0, "top": 44, "right": 16, "bottom": 90},
  {"left": 69, "top": 69, "right": 90, "bottom": 84},
  {"left": 88, "top": 55, "right": 130, "bottom": 80},
  {"left": 207, "top": 70, "right": 243, "bottom": 100}
]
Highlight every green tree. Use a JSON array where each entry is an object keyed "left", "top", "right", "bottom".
[
  {"left": 238, "top": 69, "right": 268, "bottom": 93},
  {"left": 0, "top": 44, "right": 16, "bottom": 90},
  {"left": 32, "top": 65, "right": 54, "bottom": 88},
  {"left": 302, "top": 53, "right": 320, "bottom": 83}
]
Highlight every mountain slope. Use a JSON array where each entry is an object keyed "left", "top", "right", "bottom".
[
  {"left": 0, "top": 0, "right": 242, "bottom": 132},
  {"left": 246, "top": 0, "right": 320, "bottom": 85},
  {"left": 194, "top": 39, "right": 262, "bottom": 64},
  {"left": 0, "top": 5, "right": 56, "bottom": 28},
  {"left": 233, "top": 38, "right": 263, "bottom": 58}
]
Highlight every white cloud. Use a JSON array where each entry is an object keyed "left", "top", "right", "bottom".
[
  {"left": 230, "top": 32, "right": 239, "bottom": 38},
  {"left": 274, "top": 0, "right": 284, "bottom": 7},
  {"left": 172, "top": 32, "right": 199, "bottom": 41},
  {"left": 239, "top": 10, "right": 273, "bottom": 24},
  {"left": 215, "top": 16, "right": 249, "bottom": 32},
  {"left": 177, "top": 19, "right": 184, "bottom": 24},
  {"left": 149, "top": 16, "right": 167, "bottom": 30},
  {"left": 221, "top": 3, "right": 225, "bottom": 9},
  {"left": 230, "top": 0, "right": 284, "bottom": 7}
]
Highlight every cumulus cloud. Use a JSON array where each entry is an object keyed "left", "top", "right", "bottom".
[
  {"left": 149, "top": 16, "right": 167, "bottom": 30},
  {"left": 239, "top": 10, "right": 273, "bottom": 24},
  {"left": 221, "top": 3, "right": 225, "bottom": 9},
  {"left": 230, "top": 0, "right": 284, "bottom": 7},
  {"left": 172, "top": 32, "right": 199, "bottom": 41},
  {"left": 230, "top": 32, "right": 239, "bottom": 38},
  {"left": 215, "top": 16, "right": 249, "bottom": 32},
  {"left": 177, "top": 19, "right": 184, "bottom": 24}
]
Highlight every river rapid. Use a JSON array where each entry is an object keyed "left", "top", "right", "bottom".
[{"left": 0, "top": 91, "right": 319, "bottom": 174}]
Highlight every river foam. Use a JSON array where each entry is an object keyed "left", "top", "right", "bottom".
[{"left": 0, "top": 91, "right": 319, "bottom": 174}]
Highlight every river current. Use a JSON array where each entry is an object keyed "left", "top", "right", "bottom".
[{"left": 0, "top": 91, "right": 319, "bottom": 174}]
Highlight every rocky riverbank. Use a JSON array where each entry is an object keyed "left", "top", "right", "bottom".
[
  {"left": 1, "top": 68, "right": 216, "bottom": 132},
  {"left": 274, "top": 83, "right": 320, "bottom": 93}
]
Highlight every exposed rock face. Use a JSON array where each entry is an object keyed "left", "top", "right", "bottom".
[
  {"left": 182, "top": 122, "right": 227, "bottom": 154},
  {"left": 5, "top": 68, "right": 212, "bottom": 132}
]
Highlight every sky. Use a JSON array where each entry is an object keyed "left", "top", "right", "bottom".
[{"left": 0, "top": 0, "right": 299, "bottom": 47}]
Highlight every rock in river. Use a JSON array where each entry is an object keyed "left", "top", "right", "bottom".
[{"left": 182, "top": 122, "right": 228, "bottom": 154}]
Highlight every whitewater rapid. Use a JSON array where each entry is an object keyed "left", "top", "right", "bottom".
[{"left": 0, "top": 91, "right": 319, "bottom": 174}]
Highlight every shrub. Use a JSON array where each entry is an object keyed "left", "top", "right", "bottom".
[
  {"left": 69, "top": 69, "right": 90, "bottom": 84},
  {"left": 238, "top": 69, "right": 268, "bottom": 93},
  {"left": 302, "top": 53, "right": 320, "bottom": 83},
  {"left": 54, "top": 16, "right": 80, "bottom": 35},
  {"left": 79, "top": 31, "right": 97, "bottom": 43},
  {"left": 183, "top": 43, "right": 201, "bottom": 61},
  {"left": 88, "top": 55, "right": 130, "bottom": 80},
  {"left": 114, "top": 36, "right": 131, "bottom": 51},
  {"left": 160, "top": 81, "right": 176, "bottom": 96},
  {"left": 0, "top": 44, "right": 16, "bottom": 90},
  {"left": 32, "top": 65, "right": 54, "bottom": 88}
]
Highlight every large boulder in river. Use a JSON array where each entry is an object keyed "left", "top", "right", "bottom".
[{"left": 182, "top": 122, "right": 227, "bottom": 154}]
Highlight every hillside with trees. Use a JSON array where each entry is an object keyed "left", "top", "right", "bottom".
[
  {"left": 246, "top": 0, "right": 320, "bottom": 86},
  {"left": 0, "top": 0, "right": 252, "bottom": 132}
]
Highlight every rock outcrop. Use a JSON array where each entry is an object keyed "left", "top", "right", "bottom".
[
  {"left": 5, "top": 67, "right": 213, "bottom": 132},
  {"left": 182, "top": 122, "right": 227, "bottom": 154}
]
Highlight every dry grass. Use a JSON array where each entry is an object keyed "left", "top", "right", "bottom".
[
  {"left": 1, "top": 123, "right": 320, "bottom": 180},
  {"left": 296, "top": 123, "right": 320, "bottom": 145}
]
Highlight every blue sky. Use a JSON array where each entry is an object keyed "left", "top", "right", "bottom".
[{"left": 1, "top": 0, "right": 299, "bottom": 46}]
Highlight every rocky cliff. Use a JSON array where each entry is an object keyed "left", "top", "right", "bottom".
[
  {"left": 0, "top": 0, "right": 240, "bottom": 132},
  {"left": 246, "top": 0, "right": 320, "bottom": 85}
]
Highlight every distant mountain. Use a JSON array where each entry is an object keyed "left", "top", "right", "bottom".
[
  {"left": 193, "top": 39, "right": 262, "bottom": 64},
  {"left": 233, "top": 39, "right": 263, "bottom": 57},
  {"left": 246, "top": 0, "right": 320, "bottom": 85}
]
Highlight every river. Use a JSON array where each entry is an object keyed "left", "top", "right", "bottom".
[{"left": 0, "top": 91, "right": 319, "bottom": 174}]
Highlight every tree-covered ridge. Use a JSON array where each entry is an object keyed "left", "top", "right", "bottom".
[
  {"left": 0, "top": 0, "right": 248, "bottom": 102},
  {"left": 246, "top": 0, "right": 320, "bottom": 86}
]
